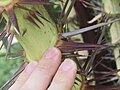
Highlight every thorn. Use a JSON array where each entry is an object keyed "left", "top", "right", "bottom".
[
  {"left": 7, "top": 7, "right": 21, "bottom": 35},
  {"left": 61, "top": 18, "right": 120, "bottom": 38},
  {"left": 22, "top": 29, "right": 27, "bottom": 36},
  {"left": 29, "top": 12, "right": 44, "bottom": 26},
  {"left": 0, "top": 17, "right": 4, "bottom": 24},
  {"left": 57, "top": 40, "right": 111, "bottom": 48},
  {"left": 88, "top": 13, "right": 103, "bottom": 24},
  {"left": 59, "top": 0, "right": 69, "bottom": 21},
  {"left": 39, "top": 15, "right": 51, "bottom": 23},
  {"left": 63, "top": 54, "right": 88, "bottom": 58},
  {"left": 26, "top": 15, "right": 40, "bottom": 28},
  {"left": 0, "top": 30, "right": 6, "bottom": 36},
  {"left": 16, "top": 4, "right": 50, "bottom": 23},
  {"left": 0, "top": 31, "right": 7, "bottom": 41},
  {"left": 61, "top": 0, "right": 76, "bottom": 24},
  {"left": 59, "top": 47, "right": 97, "bottom": 53},
  {"left": 6, "top": 33, "right": 14, "bottom": 59},
  {"left": 0, "top": 33, "right": 11, "bottom": 50},
  {"left": 0, "top": 21, "right": 11, "bottom": 41},
  {"left": 79, "top": 0, "right": 96, "bottom": 7}
]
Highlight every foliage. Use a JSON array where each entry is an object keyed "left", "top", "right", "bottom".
[{"left": 0, "top": 43, "right": 23, "bottom": 87}]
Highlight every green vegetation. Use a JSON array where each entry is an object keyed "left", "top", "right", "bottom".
[{"left": 0, "top": 43, "right": 23, "bottom": 87}]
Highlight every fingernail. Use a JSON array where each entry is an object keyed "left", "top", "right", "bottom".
[
  {"left": 25, "top": 61, "right": 38, "bottom": 74},
  {"left": 44, "top": 47, "right": 59, "bottom": 60},
  {"left": 61, "top": 59, "right": 76, "bottom": 71}
]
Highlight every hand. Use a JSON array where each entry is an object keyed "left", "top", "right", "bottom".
[{"left": 9, "top": 47, "right": 77, "bottom": 90}]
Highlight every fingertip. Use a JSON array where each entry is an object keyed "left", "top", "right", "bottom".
[
  {"left": 60, "top": 59, "right": 77, "bottom": 72},
  {"left": 48, "top": 59, "right": 77, "bottom": 90},
  {"left": 42, "top": 47, "right": 61, "bottom": 61}
]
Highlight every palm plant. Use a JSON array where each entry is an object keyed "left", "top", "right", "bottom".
[{"left": 0, "top": 0, "right": 120, "bottom": 90}]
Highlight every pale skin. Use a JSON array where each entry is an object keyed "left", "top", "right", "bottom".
[{"left": 9, "top": 47, "right": 77, "bottom": 90}]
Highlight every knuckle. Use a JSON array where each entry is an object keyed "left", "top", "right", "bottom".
[{"left": 37, "top": 62, "right": 51, "bottom": 73}]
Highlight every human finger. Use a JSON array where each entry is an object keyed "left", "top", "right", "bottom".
[
  {"left": 9, "top": 61, "right": 38, "bottom": 90},
  {"left": 21, "top": 47, "right": 61, "bottom": 90},
  {"left": 48, "top": 59, "right": 77, "bottom": 90}
]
